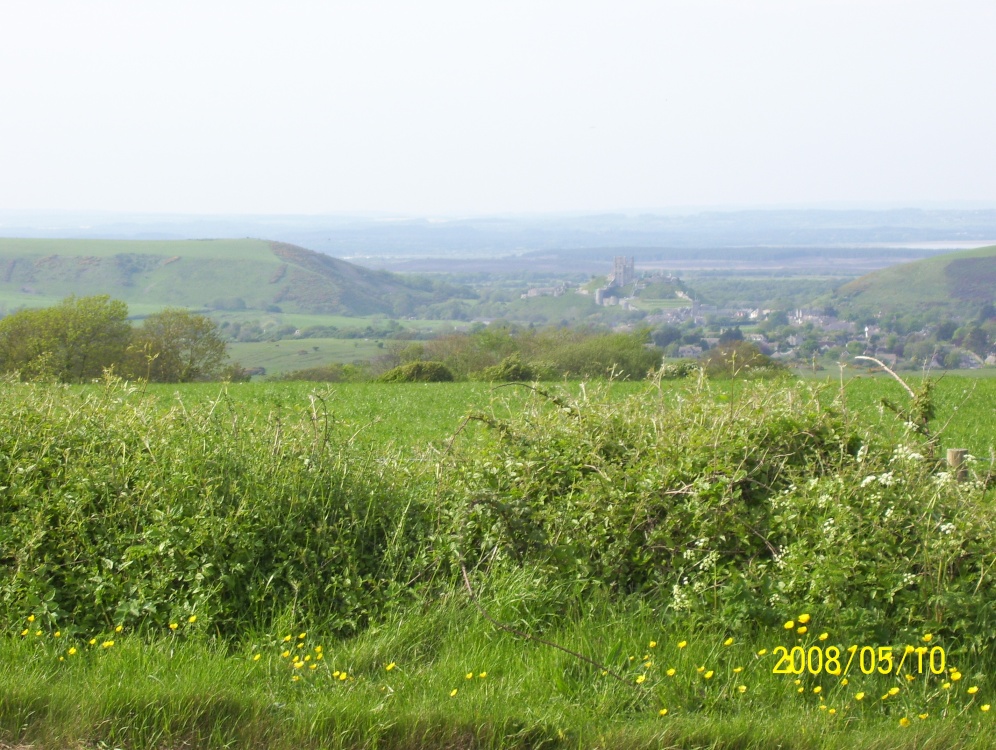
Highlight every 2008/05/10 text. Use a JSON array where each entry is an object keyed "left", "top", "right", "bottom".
[{"left": 772, "top": 645, "right": 946, "bottom": 676}]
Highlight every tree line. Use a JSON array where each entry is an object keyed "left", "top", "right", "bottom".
[{"left": 0, "top": 295, "right": 231, "bottom": 383}]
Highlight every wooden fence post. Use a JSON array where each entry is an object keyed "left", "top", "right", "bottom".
[{"left": 947, "top": 448, "right": 968, "bottom": 481}]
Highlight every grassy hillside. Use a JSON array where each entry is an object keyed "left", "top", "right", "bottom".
[
  {"left": 833, "top": 243, "right": 996, "bottom": 317},
  {"left": 0, "top": 238, "right": 469, "bottom": 317}
]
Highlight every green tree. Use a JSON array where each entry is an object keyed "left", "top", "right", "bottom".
[
  {"left": 0, "top": 295, "right": 131, "bottom": 382},
  {"left": 130, "top": 308, "right": 227, "bottom": 382}
]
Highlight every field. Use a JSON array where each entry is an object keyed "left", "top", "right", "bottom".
[{"left": 2, "top": 373, "right": 996, "bottom": 749}]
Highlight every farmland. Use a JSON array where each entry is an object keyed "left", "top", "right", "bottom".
[{"left": 2, "top": 373, "right": 995, "bottom": 749}]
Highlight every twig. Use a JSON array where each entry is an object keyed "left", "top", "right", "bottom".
[
  {"left": 854, "top": 356, "right": 915, "bottom": 399},
  {"left": 460, "top": 565, "right": 634, "bottom": 687}
]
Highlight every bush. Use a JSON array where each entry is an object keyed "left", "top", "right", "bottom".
[
  {"left": 0, "top": 377, "right": 431, "bottom": 637},
  {"left": 378, "top": 360, "right": 455, "bottom": 383},
  {"left": 474, "top": 354, "right": 538, "bottom": 382},
  {"left": 439, "top": 377, "right": 996, "bottom": 657},
  {"left": 700, "top": 341, "right": 786, "bottom": 379}
]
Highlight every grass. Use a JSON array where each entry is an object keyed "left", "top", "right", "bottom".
[
  {"left": 2, "top": 373, "right": 995, "bottom": 748},
  {"left": 227, "top": 337, "right": 387, "bottom": 373},
  {"left": 4, "top": 597, "right": 992, "bottom": 749}
]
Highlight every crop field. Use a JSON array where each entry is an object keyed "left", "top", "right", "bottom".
[{"left": 2, "top": 373, "right": 996, "bottom": 749}]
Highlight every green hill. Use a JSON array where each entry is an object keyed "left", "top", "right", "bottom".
[
  {"left": 0, "top": 238, "right": 468, "bottom": 317},
  {"left": 832, "top": 243, "right": 996, "bottom": 318}
]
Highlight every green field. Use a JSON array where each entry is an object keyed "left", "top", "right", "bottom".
[{"left": 2, "top": 374, "right": 995, "bottom": 749}]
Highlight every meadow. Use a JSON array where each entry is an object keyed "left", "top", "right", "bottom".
[{"left": 1, "top": 372, "right": 995, "bottom": 749}]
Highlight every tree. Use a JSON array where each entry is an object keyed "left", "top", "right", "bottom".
[
  {"left": 0, "top": 295, "right": 131, "bottom": 382},
  {"left": 130, "top": 309, "right": 227, "bottom": 382}
]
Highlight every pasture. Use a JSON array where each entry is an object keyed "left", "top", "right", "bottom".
[{"left": 1, "top": 373, "right": 995, "bottom": 749}]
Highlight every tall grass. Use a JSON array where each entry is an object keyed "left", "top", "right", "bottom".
[{"left": 2, "top": 373, "right": 995, "bottom": 748}]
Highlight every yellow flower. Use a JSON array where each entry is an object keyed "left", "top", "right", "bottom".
[
  {"left": 293, "top": 661, "right": 304, "bottom": 669},
  {"left": 905, "top": 674, "right": 915, "bottom": 682},
  {"left": 819, "top": 705, "right": 827, "bottom": 711},
  {"left": 919, "top": 713, "right": 928, "bottom": 720},
  {"left": 291, "top": 675, "right": 300, "bottom": 682},
  {"left": 658, "top": 708, "right": 668, "bottom": 716},
  {"left": 643, "top": 654, "right": 649, "bottom": 660},
  {"left": 314, "top": 645, "right": 322, "bottom": 653},
  {"left": 636, "top": 675, "right": 646, "bottom": 684},
  {"left": 450, "top": 688, "right": 458, "bottom": 697},
  {"left": 649, "top": 641, "right": 657, "bottom": 648},
  {"left": 855, "top": 692, "right": 865, "bottom": 701},
  {"left": 738, "top": 685, "right": 747, "bottom": 693},
  {"left": 723, "top": 637, "right": 734, "bottom": 646},
  {"left": 54, "top": 631, "right": 61, "bottom": 638},
  {"left": 798, "top": 614, "right": 810, "bottom": 624},
  {"left": 188, "top": 615, "right": 197, "bottom": 624},
  {"left": 298, "top": 632, "right": 307, "bottom": 639},
  {"left": 115, "top": 625, "right": 123, "bottom": 633},
  {"left": 304, "top": 655, "right": 311, "bottom": 662},
  {"left": 794, "top": 679, "right": 801, "bottom": 685},
  {"left": 840, "top": 678, "right": 849, "bottom": 686},
  {"left": 969, "top": 686, "right": 980, "bottom": 695},
  {"left": 922, "top": 633, "right": 933, "bottom": 642},
  {"left": 20, "top": 629, "right": 27, "bottom": 637},
  {"left": 316, "top": 654, "right": 323, "bottom": 660},
  {"left": 338, "top": 672, "right": 347, "bottom": 681},
  {"left": 899, "top": 717, "right": 910, "bottom": 727},
  {"left": 465, "top": 672, "right": 474, "bottom": 680},
  {"left": 904, "top": 645, "right": 915, "bottom": 654},
  {"left": 704, "top": 670, "right": 714, "bottom": 679},
  {"left": 678, "top": 641, "right": 687, "bottom": 649},
  {"left": 68, "top": 647, "right": 77, "bottom": 655},
  {"left": 169, "top": 623, "right": 178, "bottom": 631},
  {"left": 89, "top": 638, "right": 96, "bottom": 646},
  {"left": 27, "top": 615, "right": 35, "bottom": 623},
  {"left": 983, "top": 705, "right": 991, "bottom": 712},
  {"left": 281, "top": 650, "right": 290, "bottom": 658},
  {"left": 757, "top": 649, "right": 768, "bottom": 656},
  {"left": 101, "top": 640, "right": 114, "bottom": 648},
  {"left": 297, "top": 643, "right": 304, "bottom": 649},
  {"left": 942, "top": 682, "right": 952, "bottom": 690},
  {"left": 813, "top": 686, "right": 822, "bottom": 694},
  {"left": 386, "top": 662, "right": 396, "bottom": 671},
  {"left": 666, "top": 668, "right": 676, "bottom": 676},
  {"left": 797, "top": 626, "right": 808, "bottom": 635},
  {"left": 951, "top": 671, "right": 963, "bottom": 681},
  {"left": 733, "top": 666, "right": 743, "bottom": 673},
  {"left": 34, "top": 630, "right": 41, "bottom": 637},
  {"left": 253, "top": 654, "right": 261, "bottom": 661},
  {"left": 797, "top": 687, "right": 804, "bottom": 693},
  {"left": 283, "top": 635, "right": 292, "bottom": 642},
  {"left": 828, "top": 709, "right": 836, "bottom": 716},
  {"left": 309, "top": 663, "right": 317, "bottom": 670},
  {"left": 478, "top": 672, "right": 486, "bottom": 678},
  {"left": 888, "top": 687, "right": 900, "bottom": 696},
  {"left": 818, "top": 632, "right": 828, "bottom": 641},
  {"left": 696, "top": 665, "right": 705, "bottom": 673},
  {"left": 784, "top": 620, "right": 795, "bottom": 630}
]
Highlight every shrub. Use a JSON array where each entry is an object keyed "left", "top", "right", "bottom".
[
  {"left": 474, "top": 354, "right": 538, "bottom": 382},
  {"left": 378, "top": 360, "right": 454, "bottom": 383}
]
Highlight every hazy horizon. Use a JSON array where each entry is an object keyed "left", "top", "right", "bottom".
[{"left": 3, "top": 2, "right": 996, "bottom": 216}]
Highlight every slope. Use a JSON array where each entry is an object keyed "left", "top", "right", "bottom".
[
  {"left": 0, "top": 238, "right": 468, "bottom": 317},
  {"left": 832, "top": 243, "right": 996, "bottom": 318}
]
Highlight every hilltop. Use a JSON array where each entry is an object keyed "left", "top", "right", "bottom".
[
  {"left": 832, "top": 243, "right": 996, "bottom": 319},
  {"left": 0, "top": 238, "right": 469, "bottom": 317}
]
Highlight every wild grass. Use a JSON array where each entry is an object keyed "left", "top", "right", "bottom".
[{"left": 2, "top": 373, "right": 995, "bottom": 748}]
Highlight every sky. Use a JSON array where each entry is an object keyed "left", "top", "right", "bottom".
[{"left": 2, "top": 1, "right": 995, "bottom": 217}]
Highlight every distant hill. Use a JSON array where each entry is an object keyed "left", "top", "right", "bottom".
[
  {"left": 0, "top": 238, "right": 469, "bottom": 317},
  {"left": 832, "top": 244, "right": 996, "bottom": 318}
]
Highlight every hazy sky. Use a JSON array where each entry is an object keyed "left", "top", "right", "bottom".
[{"left": 2, "top": 1, "right": 995, "bottom": 216}]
